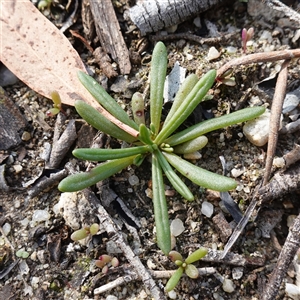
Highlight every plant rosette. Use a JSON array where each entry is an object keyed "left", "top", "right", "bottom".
[{"left": 58, "top": 41, "right": 265, "bottom": 255}]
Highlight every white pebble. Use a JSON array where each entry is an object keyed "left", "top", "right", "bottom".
[
  {"left": 13, "top": 164, "right": 23, "bottom": 173},
  {"left": 285, "top": 283, "right": 300, "bottom": 300},
  {"left": 243, "top": 109, "right": 282, "bottom": 146},
  {"left": 170, "top": 219, "right": 185, "bottom": 237},
  {"left": 226, "top": 46, "right": 237, "bottom": 54},
  {"left": 129, "top": 174, "right": 139, "bottom": 186},
  {"left": 193, "top": 16, "right": 201, "bottom": 28},
  {"left": 232, "top": 267, "right": 244, "bottom": 280},
  {"left": 31, "top": 210, "right": 50, "bottom": 224},
  {"left": 222, "top": 278, "right": 235, "bottom": 293},
  {"left": 206, "top": 47, "right": 220, "bottom": 61},
  {"left": 231, "top": 167, "right": 245, "bottom": 178},
  {"left": 106, "top": 296, "right": 118, "bottom": 300},
  {"left": 168, "top": 290, "right": 177, "bottom": 299},
  {"left": 273, "top": 157, "right": 285, "bottom": 168},
  {"left": 201, "top": 201, "right": 214, "bottom": 218},
  {"left": 2, "top": 222, "right": 11, "bottom": 236}
]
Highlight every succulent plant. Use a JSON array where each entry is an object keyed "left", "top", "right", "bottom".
[{"left": 58, "top": 41, "right": 265, "bottom": 255}]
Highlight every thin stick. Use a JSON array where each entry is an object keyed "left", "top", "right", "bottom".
[
  {"left": 263, "top": 59, "right": 290, "bottom": 186},
  {"left": 217, "top": 49, "right": 300, "bottom": 79},
  {"left": 262, "top": 213, "right": 300, "bottom": 300}
]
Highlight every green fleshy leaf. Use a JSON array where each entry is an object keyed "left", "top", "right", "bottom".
[
  {"left": 185, "top": 264, "right": 199, "bottom": 279},
  {"left": 163, "top": 74, "right": 198, "bottom": 127},
  {"left": 163, "top": 152, "right": 237, "bottom": 192},
  {"left": 155, "top": 150, "right": 194, "bottom": 201},
  {"left": 73, "top": 145, "right": 151, "bottom": 161},
  {"left": 165, "top": 106, "right": 266, "bottom": 146},
  {"left": 150, "top": 41, "right": 168, "bottom": 136},
  {"left": 173, "top": 136, "right": 208, "bottom": 154},
  {"left": 165, "top": 267, "right": 184, "bottom": 292},
  {"left": 58, "top": 156, "right": 136, "bottom": 192},
  {"left": 185, "top": 247, "right": 208, "bottom": 264},
  {"left": 131, "top": 92, "right": 145, "bottom": 125},
  {"left": 75, "top": 100, "right": 137, "bottom": 143},
  {"left": 154, "top": 69, "right": 216, "bottom": 145},
  {"left": 78, "top": 71, "right": 138, "bottom": 130},
  {"left": 139, "top": 123, "right": 154, "bottom": 145},
  {"left": 152, "top": 153, "right": 171, "bottom": 255}
]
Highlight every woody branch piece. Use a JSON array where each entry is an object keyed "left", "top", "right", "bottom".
[
  {"left": 262, "top": 213, "right": 300, "bottom": 300},
  {"left": 128, "top": 0, "right": 225, "bottom": 35},
  {"left": 263, "top": 59, "right": 290, "bottom": 186},
  {"left": 89, "top": 0, "right": 131, "bottom": 74},
  {"left": 217, "top": 49, "right": 300, "bottom": 79}
]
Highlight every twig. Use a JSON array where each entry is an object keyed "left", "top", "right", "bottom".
[
  {"left": 265, "top": 0, "right": 300, "bottom": 26},
  {"left": 48, "top": 117, "right": 77, "bottom": 169},
  {"left": 216, "top": 49, "right": 300, "bottom": 79},
  {"left": 84, "top": 189, "right": 166, "bottom": 300},
  {"left": 283, "top": 144, "right": 300, "bottom": 169},
  {"left": 262, "top": 213, "right": 300, "bottom": 300},
  {"left": 263, "top": 59, "right": 290, "bottom": 186},
  {"left": 150, "top": 31, "right": 239, "bottom": 46},
  {"left": 94, "top": 267, "right": 217, "bottom": 295}
]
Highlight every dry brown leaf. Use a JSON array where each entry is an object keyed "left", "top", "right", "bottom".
[{"left": 0, "top": 0, "right": 138, "bottom": 137}]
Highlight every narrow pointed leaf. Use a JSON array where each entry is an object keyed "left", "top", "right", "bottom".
[
  {"left": 139, "top": 124, "right": 154, "bottom": 145},
  {"left": 75, "top": 100, "right": 136, "bottom": 143},
  {"left": 150, "top": 42, "right": 168, "bottom": 135},
  {"left": 165, "top": 267, "right": 184, "bottom": 292},
  {"left": 163, "top": 152, "right": 237, "bottom": 192},
  {"left": 165, "top": 106, "right": 266, "bottom": 146},
  {"left": 73, "top": 145, "right": 151, "bottom": 161},
  {"left": 156, "top": 150, "right": 194, "bottom": 201},
  {"left": 152, "top": 154, "right": 171, "bottom": 255},
  {"left": 163, "top": 74, "right": 198, "bottom": 127},
  {"left": 78, "top": 71, "right": 138, "bottom": 130},
  {"left": 155, "top": 70, "right": 216, "bottom": 145},
  {"left": 58, "top": 156, "right": 136, "bottom": 192}
]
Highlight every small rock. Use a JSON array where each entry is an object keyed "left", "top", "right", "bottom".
[
  {"left": 128, "top": 174, "right": 139, "bottom": 186},
  {"left": 31, "top": 209, "right": 50, "bottom": 226},
  {"left": 222, "top": 278, "right": 235, "bottom": 293},
  {"left": 273, "top": 157, "right": 285, "bottom": 168},
  {"left": 21, "top": 131, "right": 31, "bottom": 141},
  {"left": 231, "top": 167, "right": 245, "bottom": 178},
  {"left": 201, "top": 201, "right": 214, "bottom": 218},
  {"left": 13, "top": 164, "right": 22, "bottom": 173},
  {"left": 106, "top": 296, "right": 118, "bottom": 300},
  {"left": 283, "top": 91, "right": 300, "bottom": 114},
  {"left": 2, "top": 222, "right": 11, "bottom": 235},
  {"left": 206, "top": 47, "right": 221, "bottom": 61},
  {"left": 243, "top": 109, "right": 282, "bottom": 146},
  {"left": 168, "top": 290, "right": 177, "bottom": 299},
  {"left": 232, "top": 267, "right": 244, "bottom": 280},
  {"left": 170, "top": 218, "right": 185, "bottom": 237},
  {"left": 285, "top": 283, "right": 300, "bottom": 300}
]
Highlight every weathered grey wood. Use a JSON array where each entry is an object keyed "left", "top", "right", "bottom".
[
  {"left": 129, "top": 0, "right": 225, "bottom": 35},
  {"left": 89, "top": 0, "right": 131, "bottom": 74}
]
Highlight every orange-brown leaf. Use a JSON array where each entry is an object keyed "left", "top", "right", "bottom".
[{"left": 0, "top": 0, "right": 138, "bottom": 137}]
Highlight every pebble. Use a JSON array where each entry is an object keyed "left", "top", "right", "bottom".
[
  {"left": 13, "top": 164, "right": 23, "bottom": 173},
  {"left": 206, "top": 47, "right": 221, "bottom": 61},
  {"left": 283, "top": 91, "right": 300, "bottom": 114},
  {"left": 168, "top": 290, "right": 177, "bottom": 299},
  {"left": 273, "top": 157, "right": 285, "bottom": 168},
  {"left": 106, "top": 296, "right": 118, "bottom": 300},
  {"left": 31, "top": 209, "right": 50, "bottom": 226},
  {"left": 231, "top": 167, "right": 245, "bottom": 178},
  {"left": 128, "top": 174, "right": 139, "bottom": 186},
  {"left": 201, "top": 201, "right": 214, "bottom": 218},
  {"left": 170, "top": 218, "right": 185, "bottom": 237},
  {"left": 285, "top": 283, "right": 300, "bottom": 300},
  {"left": 2, "top": 222, "right": 11, "bottom": 235},
  {"left": 243, "top": 109, "right": 282, "bottom": 146},
  {"left": 21, "top": 131, "right": 31, "bottom": 141},
  {"left": 222, "top": 278, "right": 235, "bottom": 293},
  {"left": 232, "top": 267, "right": 244, "bottom": 280}
]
